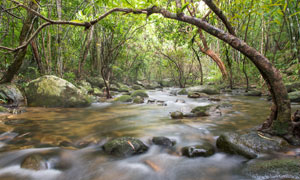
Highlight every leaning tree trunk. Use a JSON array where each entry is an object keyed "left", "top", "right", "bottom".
[
  {"left": 150, "top": 7, "right": 292, "bottom": 138},
  {"left": 0, "top": 1, "right": 39, "bottom": 83}
]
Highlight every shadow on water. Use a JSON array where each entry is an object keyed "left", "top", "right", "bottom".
[{"left": 0, "top": 88, "right": 298, "bottom": 180}]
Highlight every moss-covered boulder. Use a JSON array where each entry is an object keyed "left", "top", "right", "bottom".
[
  {"left": 216, "top": 131, "right": 289, "bottom": 159},
  {"left": 170, "top": 111, "right": 183, "bottom": 119},
  {"left": 110, "top": 84, "right": 119, "bottom": 91},
  {"left": 178, "top": 88, "right": 188, "bottom": 95},
  {"left": 25, "top": 75, "right": 91, "bottom": 107},
  {"left": 131, "top": 90, "right": 148, "bottom": 98},
  {"left": 103, "top": 137, "right": 148, "bottom": 157},
  {"left": 152, "top": 136, "right": 175, "bottom": 147},
  {"left": 21, "top": 154, "right": 47, "bottom": 170},
  {"left": 289, "top": 91, "right": 300, "bottom": 102},
  {"left": 243, "top": 158, "right": 300, "bottom": 179},
  {"left": 145, "top": 82, "right": 161, "bottom": 89},
  {"left": 132, "top": 84, "right": 144, "bottom": 90},
  {"left": 187, "top": 86, "right": 220, "bottom": 95},
  {"left": 92, "top": 87, "right": 103, "bottom": 96},
  {"left": 114, "top": 95, "right": 132, "bottom": 103},
  {"left": 181, "top": 142, "right": 215, "bottom": 158},
  {"left": 0, "top": 83, "right": 24, "bottom": 106},
  {"left": 117, "top": 83, "right": 130, "bottom": 92},
  {"left": 245, "top": 90, "right": 262, "bottom": 96},
  {"left": 191, "top": 105, "right": 212, "bottom": 116},
  {"left": 133, "top": 96, "right": 144, "bottom": 104},
  {"left": 87, "top": 76, "right": 105, "bottom": 88},
  {"left": 160, "top": 78, "right": 174, "bottom": 87},
  {"left": 77, "top": 80, "right": 93, "bottom": 93}
]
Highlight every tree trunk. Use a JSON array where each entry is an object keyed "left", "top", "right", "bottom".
[
  {"left": 0, "top": 1, "right": 39, "bottom": 83},
  {"left": 151, "top": 7, "right": 292, "bottom": 137},
  {"left": 192, "top": 45, "right": 203, "bottom": 85},
  {"left": 56, "top": 0, "right": 63, "bottom": 77},
  {"left": 30, "top": 39, "right": 44, "bottom": 74}
]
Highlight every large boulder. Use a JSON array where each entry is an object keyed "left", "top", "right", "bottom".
[
  {"left": 0, "top": 83, "right": 24, "bottom": 106},
  {"left": 25, "top": 75, "right": 91, "bottom": 107},
  {"left": 243, "top": 158, "right": 300, "bottom": 179},
  {"left": 103, "top": 137, "right": 148, "bottom": 157},
  {"left": 216, "top": 131, "right": 289, "bottom": 159},
  {"left": 289, "top": 91, "right": 300, "bottom": 102},
  {"left": 181, "top": 142, "right": 215, "bottom": 158}
]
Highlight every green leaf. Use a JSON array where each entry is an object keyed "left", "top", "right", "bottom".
[
  {"left": 180, "top": 2, "right": 189, "bottom": 13},
  {"left": 122, "top": 0, "right": 134, "bottom": 7}
]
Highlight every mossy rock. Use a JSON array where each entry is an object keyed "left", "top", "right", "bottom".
[
  {"left": 243, "top": 158, "right": 300, "bottom": 179},
  {"left": 132, "top": 84, "right": 144, "bottom": 90},
  {"left": 152, "top": 136, "right": 175, "bottom": 147},
  {"left": 0, "top": 106, "right": 9, "bottom": 113},
  {"left": 181, "top": 142, "right": 215, "bottom": 158},
  {"left": 133, "top": 96, "right": 144, "bottom": 104},
  {"left": 245, "top": 90, "right": 262, "bottom": 96},
  {"left": 21, "top": 154, "right": 47, "bottom": 170},
  {"left": 288, "top": 91, "right": 300, "bottom": 102},
  {"left": 110, "top": 84, "right": 119, "bottom": 91},
  {"left": 25, "top": 75, "right": 92, "bottom": 108},
  {"left": 178, "top": 89, "right": 188, "bottom": 95},
  {"left": 93, "top": 87, "right": 103, "bottom": 96},
  {"left": 78, "top": 80, "right": 93, "bottom": 93},
  {"left": 86, "top": 76, "right": 105, "bottom": 88},
  {"left": 0, "top": 83, "right": 24, "bottom": 106},
  {"left": 114, "top": 95, "right": 132, "bottom": 103},
  {"left": 285, "top": 81, "right": 300, "bottom": 93},
  {"left": 191, "top": 105, "right": 212, "bottom": 116},
  {"left": 131, "top": 90, "right": 148, "bottom": 98},
  {"left": 117, "top": 83, "right": 130, "bottom": 92},
  {"left": 216, "top": 131, "right": 289, "bottom": 159},
  {"left": 103, "top": 137, "right": 148, "bottom": 157},
  {"left": 187, "top": 86, "right": 220, "bottom": 95},
  {"left": 170, "top": 111, "right": 183, "bottom": 119},
  {"left": 188, "top": 92, "right": 209, "bottom": 98}
]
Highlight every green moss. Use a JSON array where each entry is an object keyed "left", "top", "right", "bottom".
[
  {"left": 191, "top": 105, "right": 212, "bottom": 116},
  {"left": 245, "top": 158, "right": 300, "bottom": 178},
  {"left": 178, "top": 89, "right": 188, "bottom": 95},
  {"left": 131, "top": 90, "right": 149, "bottom": 98},
  {"left": 133, "top": 96, "right": 144, "bottom": 104},
  {"left": 114, "top": 95, "right": 132, "bottom": 102},
  {"left": 271, "top": 120, "right": 290, "bottom": 136},
  {"left": 0, "top": 106, "right": 8, "bottom": 113}
]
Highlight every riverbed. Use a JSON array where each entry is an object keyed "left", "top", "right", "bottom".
[{"left": 0, "top": 88, "right": 299, "bottom": 180}]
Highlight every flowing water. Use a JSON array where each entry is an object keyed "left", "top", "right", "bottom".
[{"left": 0, "top": 88, "right": 299, "bottom": 180}]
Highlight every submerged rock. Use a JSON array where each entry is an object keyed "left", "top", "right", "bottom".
[
  {"left": 170, "top": 111, "right": 183, "bottom": 119},
  {"left": 152, "top": 136, "right": 175, "bottom": 147},
  {"left": 216, "top": 131, "right": 289, "bottom": 159},
  {"left": 131, "top": 90, "right": 149, "bottom": 98},
  {"left": 21, "top": 154, "right": 47, "bottom": 170},
  {"left": 114, "top": 95, "right": 132, "bottom": 103},
  {"left": 0, "top": 83, "right": 24, "bottom": 106},
  {"left": 25, "top": 75, "right": 91, "bottom": 107},
  {"left": 103, "top": 137, "right": 148, "bottom": 157},
  {"left": 243, "top": 158, "right": 300, "bottom": 179},
  {"left": 289, "top": 91, "right": 300, "bottom": 102},
  {"left": 181, "top": 142, "right": 215, "bottom": 158}
]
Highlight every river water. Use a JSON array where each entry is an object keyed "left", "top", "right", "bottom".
[{"left": 0, "top": 88, "right": 299, "bottom": 180}]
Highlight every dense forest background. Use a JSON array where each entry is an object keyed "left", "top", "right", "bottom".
[{"left": 0, "top": 0, "right": 299, "bottom": 88}]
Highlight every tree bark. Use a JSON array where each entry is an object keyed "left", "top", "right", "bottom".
[
  {"left": 30, "top": 39, "right": 44, "bottom": 74},
  {"left": 0, "top": 1, "right": 39, "bottom": 83}
]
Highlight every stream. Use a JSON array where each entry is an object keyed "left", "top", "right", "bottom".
[{"left": 0, "top": 88, "right": 299, "bottom": 180}]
